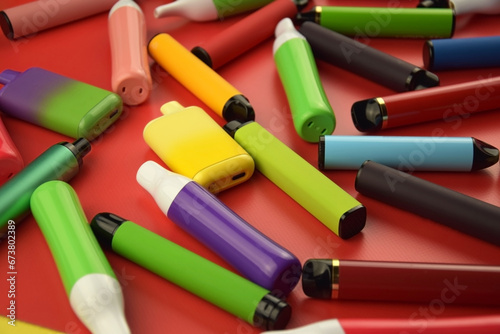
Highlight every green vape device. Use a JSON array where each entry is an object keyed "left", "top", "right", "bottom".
[
  {"left": 0, "top": 138, "right": 90, "bottom": 238},
  {"left": 297, "top": 6, "right": 454, "bottom": 38},
  {"left": 31, "top": 181, "right": 130, "bottom": 334},
  {"left": 273, "top": 18, "right": 335, "bottom": 142},
  {"left": 224, "top": 120, "right": 366, "bottom": 239},
  {"left": 91, "top": 212, "right": 292, "bottom": 330}
]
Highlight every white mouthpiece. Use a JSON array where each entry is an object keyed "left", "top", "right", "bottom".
[
  {"left": 273, "top": 18, "right": 306, "bottom": 55},
  {"left": 154, "top": 0, "right": 218, "bottom": 21},
  {"left": 70, "top": 274, "right": 131, "bottom": 334},
  {"left": 136, "top": 161, "right": 191, "bottom": 214}
]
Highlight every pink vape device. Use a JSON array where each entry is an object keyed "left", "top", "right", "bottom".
[
  {"left": 0, "top": 0, "right": 117, "bottom": 40},
  {"left": 109, "top": 0, "right": 152, "bottom": 106},
  {"left": 0, "top": 116, "right": 23, "bottom": 185}
]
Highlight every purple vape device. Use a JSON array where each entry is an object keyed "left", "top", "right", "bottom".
[{"left": 136, "top": 160, "right": 302, "bottom": 297}]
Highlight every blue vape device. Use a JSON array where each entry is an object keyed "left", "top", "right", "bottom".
[
  {"left": 424, "top": 36, "right": 500, "bottom": 71},
  {"left": 319, "top": 135, "right": 499, "bottom": 171}
]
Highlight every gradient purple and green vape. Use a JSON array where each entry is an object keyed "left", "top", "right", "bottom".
[{"left": 0, "top": 67, "right": 122, "bottom": 140}]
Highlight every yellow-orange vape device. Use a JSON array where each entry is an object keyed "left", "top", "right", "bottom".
[{"left": 148, "top": 33, "right": 255, "bottom": 123}]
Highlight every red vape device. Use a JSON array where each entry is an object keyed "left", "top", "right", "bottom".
[
  {"left": 0, "top": 116, "right": 23, "bottom": 185},
  {"left": 191, "top": 0, "right": 305, "bottom": 69},
  {"left": 351, "top": 75, "right": 500, "bottom": 132},
  {"left": 302, "top": 259, "right": 500, "bottom": 306}
]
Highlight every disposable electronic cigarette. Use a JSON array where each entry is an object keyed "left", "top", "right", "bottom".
[
  {"left": 319, "top": 135, "right": 499, "bottom": 171},
  {"left": 109, "top": 0, "right": 152, "bottom": 106},
  {"left": 273, "top": 18, "right": 335, "bottom": 143},
  {"left": 0, "top": 138, "right": 90, "bottom": 238},
  {"left": 424, "top": 36, "right": 500, "bottom": 71},
  {"left": 299, "top": 22, "right": 440, "bottom": 92},
  {"left": 262, "top": 316, "right": 500, "bottom": 334},
  {"left": 295, "top": 6, "right": 455, "bottom": 39},
  {"left": 136, "top": 160, "right": 302, "bottom": 296},
  {"left": 90, "top": 213, "right": 292, "bottom": 330},
  {"left": 154, "top": 0, "right": 273, "bottom": 21},
  {"left": 355, "top": 160, "right": 500, "bottom": 246},
  {"left": 148, "top": 33, "right": 255, "bottom": 122},
  {"left": 143, "top": 101, "right": 254, "bottom": 193},
  {"left": 224, "top": 121, "right": 366, "bottom": 239},
  {"left": 302, "top": 258, "right": 500, "bottom": 305},
  {"left": 0, "top": 0, "right": 117, "bottom": 40},
  {"left": 191, "top": 0, "right": 305, "bottom": 69},
  {"left": 30, "top": 181, "right": 130, "bottom": 334},
  {"left": 417, "top": 0, "right": 500, "bottom": 15},
  {"left": 0, "top": 116, "right": 23, "bottom": 184},
  {"left": 0, "top": 68, "right": 123, "bottom": 140},
  {"left": 351, "top": 75, "right": 500, "bottom": 132}
]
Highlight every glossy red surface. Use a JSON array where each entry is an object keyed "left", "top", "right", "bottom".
[{"left": 1, "top": 0, "right": 500, "bottom": 333}]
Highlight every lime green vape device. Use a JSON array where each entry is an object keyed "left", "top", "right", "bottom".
[
  {"left": 90, "top": 212, "right": 292, "bottom": 330},
  {"left": 273, "top": 18, "right": 335, "bottom": 143},
  {"left": 224, "top": 120, "right": 366, "bottom": 239},
  {"left": 30, "top": 181, "right": 130, "bottom": 334},
  {"left": 296, "top": 6, "right": 454, "bottom": 38}
]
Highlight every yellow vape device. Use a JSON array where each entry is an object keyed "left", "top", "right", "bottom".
[{"left": 143, "top": 101, "right": 255, "bottom": 193}]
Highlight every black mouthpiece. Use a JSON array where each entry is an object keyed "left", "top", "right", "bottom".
[
  {"left": 223, "top": 95, "right": 255, "bottom": 123},
  {"left": 253, "top": 293, "right": 291, "bottom": 330},
  {"left": 351, "top": 98, "right": 384, "bottom": 132},
  {"left": 302, "top": 259, "right": 333, "bottom": 299},
  {"left": 90, "top": 212, "right": 127, "bottom": 249},
  {"left": 191, "top": 46, "right": 213, "bottom": 68}
]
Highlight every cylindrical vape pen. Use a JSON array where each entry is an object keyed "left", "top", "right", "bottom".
[
  {"left": 418, "top": 0, "right": 500, "bottom": 15},
  {"left": 299, "top": 22, "right": 440, "bottom": 92},
  {"left": 0, "top": 68, "right": 123, "bottom": 140},
  {"left": 154, "top": 0, "right": 273, "bottom": 21},
  {"left": 355, "top": 160, "right": 500, "bottom": 246},
  {"left": 224, "top": 121, "right": 366, "bottom": 239},
  {"left": 108, "top": 0, "right": 152, "bottom": 106},
  {"left": 148, "top": 33, "right": 255, "bottom": 123},
  {"left": 0, "top": 138, "right": 90, "bottom": 238},
  {"left": 302, "top": 258, "right": 500, "bottom": 305},
  {"left": 136, "top": 160, "right": 302, "bottom": 297},
  {"left": 319, "top": 135, "right": 499, "bottom": 171},
  {"left": 90, "top": 213, "right": 292, "bottom": 330},
  {"left": 351, "top": 75, "right": 500, "bottom": 132},
  {"left": 30, "top": 181, "right": 130, "bottom": 334},
  {"left": 0, "top": 0, "right": 117, "bottom": 40},
  {"left": 262, "top": 316, "right": 500, "bottom": 334},
  {"left": 0, "top": 116, "right": 23, "bottom": 185},
  {"left": 295, "top": 6, "right": 455, "bottom": 39},
  {"left": 273, "top": 18, "right": 335, "bottom": 143},
  {"left": 423, "top": 36, "right": 500, "bottom": 71},
  {"left": 191, "top": 0, "right": 304, "bottom": 69}
]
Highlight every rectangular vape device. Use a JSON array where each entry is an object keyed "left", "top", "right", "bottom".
[
  {"left": 224, "top": 120, "right": 366, "bottom": 239},
  {"left": 143, "top": 101, "right": 255, "bottom": 193},
  {"left": 0, "top": 67, "right": 123, "bottom": 141}
]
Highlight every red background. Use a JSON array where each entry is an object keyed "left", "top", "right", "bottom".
[{"left": 1, "top": 0, "right": 500, "bottom": 333}]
